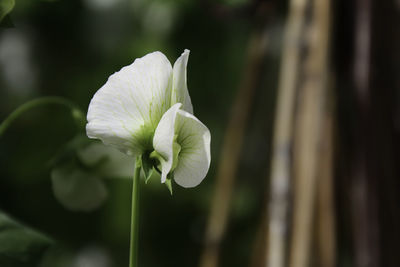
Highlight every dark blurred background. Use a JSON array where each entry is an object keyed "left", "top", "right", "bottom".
[{"left": 0, "top": 0, "right": 399, "bottom": 267}]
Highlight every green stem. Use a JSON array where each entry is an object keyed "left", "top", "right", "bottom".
[
  {"left": 129, "top": 157, "right": 141, "bottom": 267},
  {"left": 0, "top": 96, "right": 85, "bottom": 137}
]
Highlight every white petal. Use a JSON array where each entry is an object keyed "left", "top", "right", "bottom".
[
  {"left": 152, "top": 103, "right": 182, "bottom": 183},
  {"left": 172, "top": 49, "right": 193, "bottom": 114},
  {"left": 173, "top": 109, "right": 211, "bottom": 187},
  {"left": 86, "top": 51, "right": 173, "bottom": 156}
]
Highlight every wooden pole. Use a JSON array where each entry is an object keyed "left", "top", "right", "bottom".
[
  {"left": 199, "top": 8, "right": 270, "bottom": 267},
  {"left": 265, "top": 0, "right": 308, "bottom": 266},
  {"left": 288, "top": 0, "right": 332, "bottom": 266}
]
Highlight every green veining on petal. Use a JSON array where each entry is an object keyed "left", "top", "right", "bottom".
[
  {"left": 131, "top": 123, "right": 155, "bottom": 154},
  {"left": 171, "top": 135, "right": 181, "bottom": 172},
  {"left": 147, "top": 75, "right": 173, "bottom": 135},
  {"left": 172, "top": 113, "right": 199, "bottom": 166}
]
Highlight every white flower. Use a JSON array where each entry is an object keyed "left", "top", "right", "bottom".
[{"left": 86, "top": 50, "right": 211, "bottom": 188}]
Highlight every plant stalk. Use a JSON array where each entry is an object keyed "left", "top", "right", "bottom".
[
  {"left": 0, "top": 96, "right": 85, "bottom": 137},
  {"left": 129, "top": 157, "right": 141, "bottom": 267}
]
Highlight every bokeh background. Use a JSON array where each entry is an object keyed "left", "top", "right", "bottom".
[{"left": 0, "top": 0, "right": 399, "bottom": 267}]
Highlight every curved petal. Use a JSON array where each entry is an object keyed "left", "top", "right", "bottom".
[
  {"left": 173, "top": 109, "right": 211, "bottom": 187},
  {"left": 152, "top": 103, "right": 182, "bottom": 183},
  {"left": 172, "top": 49, "right": 193, "bottom": 114},
  {"left": 86, "top": 51, "right": 173, "bottom": 156}
]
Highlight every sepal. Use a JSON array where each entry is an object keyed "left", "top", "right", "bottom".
[{"left": 165, "top": 174, "right": 174, "bottom": 195}]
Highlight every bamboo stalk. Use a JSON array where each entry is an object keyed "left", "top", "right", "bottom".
[
  {"left": 265, "top": 0, "right": 309, "bottom": 266},
  {"left": 315, "top": 103, "right": 336, "bottom": 267},
  {"left": 288, "top": 0, "right": 331, "bottom": 266},
  {"left": 199, "top": 14, "right": 270, "bottom": 267},
  {"left": 249, "top": 197, "right": 268, "bottom": 267}
]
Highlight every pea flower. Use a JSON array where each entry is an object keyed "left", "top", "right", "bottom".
[{"left": 86, "top": 50, "right": 211, "bottom": 188}]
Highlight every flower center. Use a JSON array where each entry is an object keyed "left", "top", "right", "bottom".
[{"left": 149, "top": 137, "right": 181, "bottom": 176}]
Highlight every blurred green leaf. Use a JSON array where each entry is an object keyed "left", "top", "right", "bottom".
[
  {"left": 0, "top": 14, "right": 13, "bottom": 27},
  {"left": 0, "top": 0, "right": 14, "bottom": 23},
  {"left": 51, "top": 164, "right": 108, "bottom": 212},
  {"left": 77, "top": 142, "right": 134, "bottom": 178},
  {"left": 49, "top": 137, "right": 138, "bottom": 211},
  {"left": 47, "top": 135, "right": 90, "bottom": 168},
  {"left": 0, "top": 211, "right": 52, "bottom": 267}
]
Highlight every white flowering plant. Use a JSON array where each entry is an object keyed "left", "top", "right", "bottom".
[
  {"left": 85, "top": 50, "right": 211, "bottom": 267},
  {"left": 86, "top": 50, "right": 211, "bottom": 191}
]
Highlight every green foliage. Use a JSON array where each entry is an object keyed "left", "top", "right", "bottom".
[
  {"left": 0, "top": 14, "right": 13, "bottom": 27},
  {"left": 0, "top": 0, "right": 14, "bottom": 22},
  {"left": 0, "top": 211, "right": 52, "bottom": 267},
  {"left": 51, "top": 162, "right": 108, "bottom": 212},
  {"left": 49, "top": 136, "right": 135, "bottom": 212},
  {"left": 77, "top": 141, "right": 133, "bottom": 179}
]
